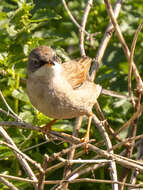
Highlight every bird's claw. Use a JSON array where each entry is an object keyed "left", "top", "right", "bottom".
[{"left": 80, "top": 135, "right": 89, "bottom": 154}]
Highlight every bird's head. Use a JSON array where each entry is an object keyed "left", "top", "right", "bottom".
[{"left": 27, "top": 46, "right": 61, "bottom": 75}]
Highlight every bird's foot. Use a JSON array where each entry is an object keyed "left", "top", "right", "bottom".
[
  {"left": 41, "top": 119, "right": 57, "bottom": 139},
  {"left": 80, "top": 134, "right": 89, "bottom": 154}
]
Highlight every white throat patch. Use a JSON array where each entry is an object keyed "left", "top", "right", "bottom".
[{"left": 53, "top": 62, "right": 62, "bottom": 80}]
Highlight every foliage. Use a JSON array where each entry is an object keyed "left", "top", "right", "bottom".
[{"left": 0, "top": 0, "right": 143, "bottom": 189}]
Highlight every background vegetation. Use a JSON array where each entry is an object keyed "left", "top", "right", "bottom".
[{"left": 0, "top": 0, "right": 143, "bottom": 189}]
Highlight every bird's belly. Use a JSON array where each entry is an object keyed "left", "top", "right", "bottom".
[
  {"left": 42, "top": 88, "right": 86, "bottom": 119},
  {"left": 27, "top": 79, "right": 86, "bottom": 119}
]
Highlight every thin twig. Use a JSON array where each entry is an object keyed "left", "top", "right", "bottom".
[
  {"left": 90, "top": 0, "right": 123, "bottom": 80},
  {"left": 94, "top": 101, "right": 122, "bottom": 142},
  {"left": 104, "top": 0, "right": 143, "bottom": 91},
  {"left": 128, "top": 20, "right": 143, "bottom": 106},
  {"left": 0, "top": 108, "right": 17, "bottom": 120},
  {"left": 112, "top": 133, "right": 143, "bottom": 151},
  {"left": 92, "top": 114, "right": 118, "bottom": 190},
  {"left": 0, "top": 126, "right": 38, "bottom": 190},
  {"left": 38, "top": 154, "right": 49, "bottom": 190},
  {"left": 0, "top": 121, "right": 41, "bottom": 132},
  {"left": 59, "top": 157, "right": 112, "bottom": 164},
  {"left": 0, "top": 90, "right": 22, "bottom": 121},
  {"left": 115, "top": 104, "right": 143, "bottom": 135},
  {"left": 0, "top": 140, "right": 44, "bottom": 173},
  {"left": 0, "top": 176, "right": 19, "bottom": 190},
  {"left": 2, "top": 120, "right": 143, "bottom": 172},
  {"left": 62, "top": 0, "right": 92, "bottom": 38},
  {"left": 62, "top": 116, "right": 82, "bottom": 190},
  {"left": 1, "top": 174, "right": 143, "bottom": 188},
  {"left": 129, "top": 139, "right": 143, "bottom": 188},
  {"left": 48, "top": 140, "right": 93, "bottom": 163},
  {"left": 46, "top": 178, "right": 143, "bottom": 188},
  {"left": 45, "top": 150, "right": 84, "bottom": 174},
  {"left": 0, "top": 174, "right": 37, "bottom": 184},
  {"left": 48, "top": 131, "right": 143, "bottom": 172},
  {"left": 79, "top": 0, "right": 93, "bottom": 56}
]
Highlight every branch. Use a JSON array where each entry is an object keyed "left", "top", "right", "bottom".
[
  {"left": 0, "top": 121, "right": 41, "bottom": 132},
  {"left": 0, "top": 127, "right": 38, "bottom": 190},
  {"left": 115, "top": 104, "right": 143, "bottom": 135},
  {"left": 58, "top": 157, "right": 112, "bottom": 164},
  {"left": 128, "top": 20, "right": 143, "bottom": 106},
  {"left": 48, "top": 131, "right": 143, "bottom": 172},
  {"left": 62, "top": 117, "right": 82, "bottom": 190},
  {"left": 37, "top": 154, "right": 49, "bottom": 190},
  {"left": 0, "top": 174, "right": 37, "bottom": 184},
  {"left": 1, "top": 174, "right": 143, "bottom": 188},
  {"left": 0, "top": 90, "right": 22, "bottom": 121},
  {"left": 0, "top": 108, "right": 17, "bottom": 120},
  {"left": 104, "top": 0, "right": 143, "bottom": 91},
  {"left": 0, "top": 140, "right": 44, "bottom": 173},
  {"left": 79, "top": 0, "right": 93, "bottom": 56},
  {"left": 92, "top": 114, "right": 118, "bottom": 190},
  {"left": 62, "top": 0, "right": 91, "bottom": 37},
  {"left": 0, "top": 176, "right": 19, "bottom": 190},
  {"left": 90, "top": 0, "right": 123, "bottom": 80}
]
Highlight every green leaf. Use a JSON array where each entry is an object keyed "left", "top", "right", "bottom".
[
  {"left": 19, "top": 110, "right": 34, "bottom": 122},
  {"left": 31, "top": 8, "right": 62, "bottom": 22},
  {"left": 0, "top": 11, "right": 7, "bottom": 20},
  {"left": 11, "top": 89, "right": 29, "bottom": 102}
]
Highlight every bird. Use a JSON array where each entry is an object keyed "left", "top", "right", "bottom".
[{"left": 26, "top": 46, "right": 102, "bottom": 149}]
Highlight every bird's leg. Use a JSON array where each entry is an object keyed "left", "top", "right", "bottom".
[
  {"left": 41, "top": 119, "right": 57, "bottom": 135},
  {"left": 81, "top": 114, "right": 93, "bottom": 154}
]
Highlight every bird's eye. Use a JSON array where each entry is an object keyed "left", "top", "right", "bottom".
[{"left": 39, "top": 60, "right": 47, "bottom": 66}]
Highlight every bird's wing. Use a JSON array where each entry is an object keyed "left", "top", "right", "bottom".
[{"left": 62, "top": 57, "right": 92, "bottom": 89}]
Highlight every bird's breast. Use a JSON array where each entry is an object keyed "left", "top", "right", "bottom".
[{"left": 26, "top": 74, "right": 80, "bottom": 119}]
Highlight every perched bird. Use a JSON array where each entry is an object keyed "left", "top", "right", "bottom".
[{"left": 26, "top": 46, "right": 102, "bottom": 146}]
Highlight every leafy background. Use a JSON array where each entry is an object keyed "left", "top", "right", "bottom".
[{"left": 0, "top": 0, "right": 143, "bottom": 189}]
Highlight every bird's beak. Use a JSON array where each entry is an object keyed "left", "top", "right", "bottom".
[{"left": 45, "top": 60, "right": 55, "bottom": 67}]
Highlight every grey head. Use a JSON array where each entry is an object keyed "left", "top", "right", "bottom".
[{"left": 27, "top": 46, "right": 61, "bottom": 74}]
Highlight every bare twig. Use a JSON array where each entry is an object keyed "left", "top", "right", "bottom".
[
  {"left": 0, "top": 140, "right": 44, "bottom": 173},
  {"left": 0, "top": 176, "right": 19, "bottom": 190},
  {"left": 0, "top": 174, "right": 37, "bottom": 184},
  {"left": 101, "top": 88, "right": 131, "bottom": 100},
  {"left": 92, "top": 114, "right": 118, "bottom": 190},
  {"left": 45, "top": 150, "right": 84, "bottom": 174},
  {"left": 0, "top": 121, "right": 41, "bottom": 132},
  {"left": 38, "top": 154, "right": 49, "bottom": 190},
  {"left": 0, "top": 127, "right": 38, "bottom": 190},
  {"left": 104, "top": 0, "right": 143, "bottom": 91},
  {"left": 90, "top": 0, "right": 123, "bottom": 79},
  {"left": 23, "top": 141, "right": 49, "bottom": 152},
  {"left": 62, "top": 116, "right": 82, "bottom": 190},
  {"left": 129, "top": 139, "right": 143, "bottom": 188},
  {"left": 0, "top": 90, "right": 22, "bottom": 121},
  {"left": 128, "top": 20, "right": 143, "bottom": 106},
  {"left": 79, "top": 0, "right": 93, "bottom": 56},
  {"left": 48, "top": 131, "right": 143, "bottom": 172},
  {"left": 59, "top": 157, "right": 112, "bottom": 164},
  {"left": 46, "top": 178, "right": 143, "bottom": 188},
  {"left": 1, "top": 173, "right": 143, "bottom": 188},
  {"left": 112, "top": 133, "right": 143, "bottom": 151},
  {"left": 94, "top": 101, "right": 122, "bottom": 142},
  {"left": 0, "top": 108, "right": 17, "bottom": 120},
  {"left": 62, "top": 0, "right": 91, "bottom": 37},
  {"left": 115, "top": 104, "right": 143, "bottom": 135},
  {"left": 48, "top": 140, "right": 93, "bottom": 163}
]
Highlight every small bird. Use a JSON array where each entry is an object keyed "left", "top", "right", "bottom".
[{"left": 26, "top": 46, "right": 102, "bottom": 147}]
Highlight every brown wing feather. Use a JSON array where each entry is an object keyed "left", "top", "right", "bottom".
[{"left": 62, "top": 57, "right": 92, "bottom": 89}]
